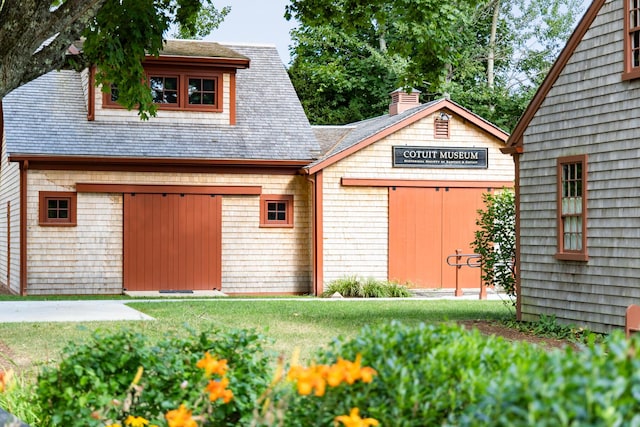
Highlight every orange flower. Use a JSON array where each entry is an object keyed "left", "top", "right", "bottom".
[
  {"left": 205, "top": 377, "right": 234, "bottom": 403},
  {"left": 124, "top": 415, "right": 149, "bottom": 427},
  {"left": 196, "top": 352, "right": 228, "bottom": 377},
  {"left": 359, "top": 366, "right": 376, "bottom": 383},
  {"left": 287, "top": 364, "right": 327, "bottom": 397},
  {"left": 0, "top": 370, "right": 12, "bottom": 393},
  {"left": 165, "top": 404, "right": 197, "bottom": 427},
  {"left": 334, "top": 408, "right": 379, "bottom": 427},
  {"left": 325, "top": 355, "right": 377, "bottom": 387}
]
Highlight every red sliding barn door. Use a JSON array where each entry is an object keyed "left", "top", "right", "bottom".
[
  {"left": 388, "top": 187, "right": 485, "bottom": 289},
  {"left": 124, "top": 193, "right": 221, "bottom": 291}
]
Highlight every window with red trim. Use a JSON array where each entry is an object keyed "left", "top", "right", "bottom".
[
  {"left": 260, "top": 195, "right": 294, "bottom": 228},
  {"left": 105, "top": 66, "right": 222, "bottom": 112},
  {"left": 39, "top": 192, "right": 77, "bottom": 226},
  {"left": 624, "top": 0, "right": 640, "bottom": 79},
  {"left": 556, "top": 155, "right": 588, "bottom": 261}
]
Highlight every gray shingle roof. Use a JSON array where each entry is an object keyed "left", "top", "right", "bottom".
[
  {"left": 3, "top": 42, "right": 320, "bottom": 162},
  {"left": 306, "top": 100, "right": 441, "bottom": 169}
]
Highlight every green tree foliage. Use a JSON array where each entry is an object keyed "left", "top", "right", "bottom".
[
  {"left": 0, "top": 0, "right": 227, "bottom": 118},
  {"left": 472, "top": 189, "right": 516, "bottom": 302},
  {"left": 286, "top": 0, "right": 584, "bottom": 129},
  {"left": 288, "top": 25, "right": 405, "bottom": 125}
]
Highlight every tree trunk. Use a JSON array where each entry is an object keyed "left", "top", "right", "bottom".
[
  {"left": 487, "top": 0, "right": 500, "bottom": 89},
  {"left": 0, "top": 0, "right": 106, "bottom": 99}
]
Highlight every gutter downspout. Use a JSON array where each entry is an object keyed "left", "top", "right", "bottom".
[
  {"left": 305, "top": 170, "right": 324, "bottom": 296},
  {"left": 19, "top": 160, "right": 27, "bottom": 296}
]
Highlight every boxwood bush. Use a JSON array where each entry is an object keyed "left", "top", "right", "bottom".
[{"left": 285, "top": 321, "right": 640, "bottom": 426}]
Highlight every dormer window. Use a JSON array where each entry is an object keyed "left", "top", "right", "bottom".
[{"left": 106, "top": 67, "right": 222, "bottom": 111}]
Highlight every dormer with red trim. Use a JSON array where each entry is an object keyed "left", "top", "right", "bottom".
[{"left": 87, "top": 40, "right": 250, "bottom": 125}]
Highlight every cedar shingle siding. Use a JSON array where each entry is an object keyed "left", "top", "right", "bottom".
[{"left": 515, "top": 0, "right": 640, "bottom": 333}]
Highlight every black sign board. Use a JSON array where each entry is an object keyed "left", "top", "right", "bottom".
[{"left": 393, "top": 146, "right": 488, "bottom": 169}]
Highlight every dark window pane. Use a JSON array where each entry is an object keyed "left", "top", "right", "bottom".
[
  {"left": 203, "top": 79, "right": 215, "bottom": 91},
  {"left": 111, "top": 86, "right": 119, "bottom": 102},
  {"left": 202, "top": 93, "right": 214, "bottom": 104},
  {"left": 59, "top": 200, "right": 68, "bottom": 209},
  {"left": 189, "top": 93, "right": 201, "bottom": 104},
  {"left": 48, "top": 209, "right": 57, "bottom": 219},
  {"left": 48, "top": 200, "right": 57, "bottom": 209},
  {"left": 277, "top": 203, "right": 286, "bottom": 211},
  {"left": 166, "top": 92, "right": 178, "bottom": 104},
  {"left": 164, "top": 77, "right": 178, "bottom": 90},
  {"left": 59, "top": 210, "right": 68, "bottom": 219},
  {"left": 150, "top": 77, "right": 164, "bottom": 91},
  {"left": 277, "top": 212, "right": 285, "bottom": 220},
  {"left": 268, "top": 212, "right": 276, "bottom": 220},
  {"left": 189, "top": 79, "right": 201, "bottom": 92}
]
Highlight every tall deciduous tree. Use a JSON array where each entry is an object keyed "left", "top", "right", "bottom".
[
  {"left": 0, "top": 0, "right": 227, "bottom": 118},
  {"left": 286, "top": 0, "right": 584, "bottom": 130}
]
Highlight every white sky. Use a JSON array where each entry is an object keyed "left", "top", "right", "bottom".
[{"left": 207, "top": 0, "right": 297, "bottom": 66}]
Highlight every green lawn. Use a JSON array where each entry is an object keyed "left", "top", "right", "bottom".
[{"left": 0, "top": 299, "right": 512, "bottom": 372}]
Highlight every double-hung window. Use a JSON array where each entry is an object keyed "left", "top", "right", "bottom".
[
  {"left": 556, "top": 155, "right": 588, "bottom": 261},
  {"left": 624, "top": 0, "right": 640, "bottom": 79}
]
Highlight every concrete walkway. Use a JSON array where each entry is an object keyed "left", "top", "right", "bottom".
[
  {"left": 0, "top": 288, "right": 507, "bottom": 323},
  {"left": 0, "top": 300, "right": 154, "bottom": 323}
]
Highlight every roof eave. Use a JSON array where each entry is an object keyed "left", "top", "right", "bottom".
[
  {"left": 9, "top": 154, "right": 309, "bottom": 169},
  {"left": 144, "top": 55, "right": 250, "bottom": 69},
  {"left": 305, "top": 98, "right": 509, "bottom": 175}
]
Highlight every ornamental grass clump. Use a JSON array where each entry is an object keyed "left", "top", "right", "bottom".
[{"left": 322, "top": 276, "right": 412, "bottom": 298}]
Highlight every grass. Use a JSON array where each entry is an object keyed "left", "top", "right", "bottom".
[{"left": 0, "top": 299, "right": 511, "bottom": 373}]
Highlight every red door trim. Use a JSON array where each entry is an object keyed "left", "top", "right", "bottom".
[
  {"left": 342, "top": 178, "right": 513, "bottom": 188},
  {"left": 77, "top": 183, "right": 261, "bottom": 195}
]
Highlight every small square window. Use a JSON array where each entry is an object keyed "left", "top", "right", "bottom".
[
  {"left": 39, "top": 191, "right": 77, "bottom": 226},
  {"left": 260, "top": 195, "right": 293, "bottom": 228}
]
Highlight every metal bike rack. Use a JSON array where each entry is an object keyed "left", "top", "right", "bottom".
[{"left": 446, "top": 249, "right": 485, "bottom": 299}]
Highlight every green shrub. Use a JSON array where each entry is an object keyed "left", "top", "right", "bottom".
[
  {"left": 322, "top": 276, "right": 412, "bottom": 298},
  {"left": 472, "top": 189, "right": 516, "bottom": 302},
  {"left": 283, "top": 322, "right": 640, "bottom": 426},
  {"left": 35, "top": 327, "right": 272, "bottom": 427}
]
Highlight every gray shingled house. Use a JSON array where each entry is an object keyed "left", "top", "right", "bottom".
[
  {"left": 0, "top": 40, "right": 513, "bottom": 296},
  {"left": 503, "top": 0, "right": 640, "bottom": 333}
]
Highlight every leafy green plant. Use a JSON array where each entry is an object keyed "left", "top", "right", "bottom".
[
  {"left": 284, "top": 321, "right": 640, "bottom": 426},
  {"left": 35, "top": 327, "right": 272, "bottom": 427},
  {"left": 0, "top": 358, "right": 44, "bottom": 426},
  {"left": 322, "top": 276, "right": 412, "bottom": 298},
  {"left": 284, "top": 321, "right": 535, "bottom": 426},
  {"left": 503, "top": 314, "right": 604, "bottom": 345},
  {"left": 472, "top": 189, "right": 516, "bottom": 303}
]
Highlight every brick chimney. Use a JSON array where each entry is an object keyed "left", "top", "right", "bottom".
[{"left": 389, "top": 88, "right": 421, "bottom": 116}]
